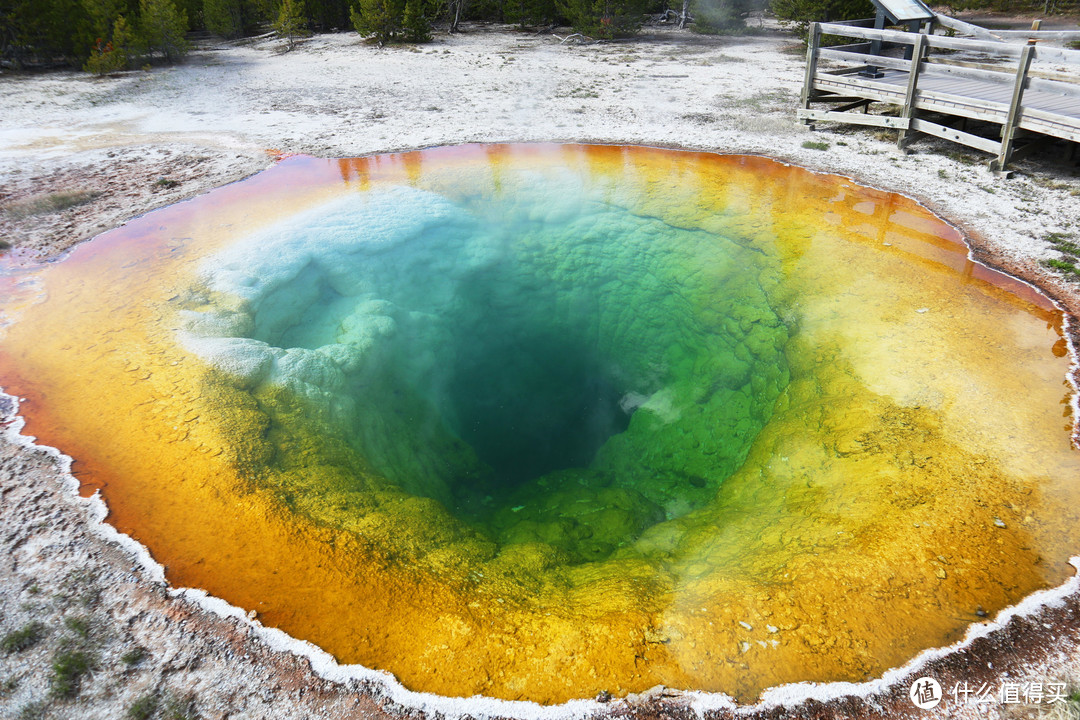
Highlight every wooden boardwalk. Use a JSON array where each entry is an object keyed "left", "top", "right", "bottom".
[{"left": 798, "top": 22, "right": 1080, "bottom": 170}]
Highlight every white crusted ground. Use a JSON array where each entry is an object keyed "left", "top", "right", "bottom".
[{"left": 2, "top": 23, "right": 1078, "bottom": 274}]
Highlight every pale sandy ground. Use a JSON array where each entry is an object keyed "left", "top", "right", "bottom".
[{"left": 2, "top": 21, "right": 1080, "bottom": 720}]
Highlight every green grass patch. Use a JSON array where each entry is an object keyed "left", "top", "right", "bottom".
[
  {"left": 1047, "top": 232, "right": 1078, "bottom": 253},
  {"left": 60, "top": 568, "right": 101, "bottom": 608},
  {"left": 733, "top": 89, "right": 795, "bottom": 113},
  {"left": 2, "top": 622, "right": 44, "bottom": 654},
  {"left": 1033, "top": 177, "right": 1074, "bottom": 191},
  {"left": 947, "top": 150, "right": 977, "bottom": 166},
  {"left": 801, "top": 140, "right": 829, "bottom": 151},
  {"left": 50, "top": 648, "right": 95, "bottom": 698},
  {"left": 64, "top": 616, "right": 91, "bottom": 638},
  {"left": 121, "top": 647, "right": 147, "bottom": 666},
  {"left": 163, "top": 691, "right": 199, "bottom": 720},
  {"left": 1, "top": 190, "right": 99, "bottom": 220},
  {"left": 16, "top": 701, "right": 48, "bottom": 720},
  {"left": 1043, "top": 258, "right": 1079, "bottom": 276},
  {"left": 128, "top": 693, "right": 159, "bottom": 720}
]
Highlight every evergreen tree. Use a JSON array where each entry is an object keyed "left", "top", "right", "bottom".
[
  {"left": 304, "top": 0, "right": 351, "bottom": 30},
  {"left": 462, "top": 0, "right": 504, "bottom": 23},
  {"left": 140, "top": 0, "right": 189, "bottom": 60},
  {"left": 84, "top": 12, "right": 134, "bottom": 73},
  {"left": 558, "top": 0, "right": 649, "bottom": 37},
  {"left": 2, "top": 0, "right": 91, "bottom": 66},
  {"left": 770, "top": 0, "right": 872, "bottom": 40},
  {"left": 503, "top": 0, "right": 558, "bottom": 27},
  {"left": 274, "top": 0, "right": 309, "bottom": 47},
  {"left": 401, "top": 0, "right": 430, "bottom": 40},
  {"left": 350, "top": 0, "right": 395, "bottom": 40},
  {"left": 350, "top": 0, "right": 432, "bottom": 42},
  {"left": 78, "top": 0, "right": 135, "bottom": 56},
  {"left": 174, "top": 0, "right": 202, "bottom": 28},
  {"left": 203, "top": 0, "right": 243, "bottom": 35}
]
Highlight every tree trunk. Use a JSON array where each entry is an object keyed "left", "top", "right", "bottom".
[
  {"left": 678, "top": 0, "right": 690, "bottom": 29},
  {"left": 450, "top": 0, "right": 463, "bottom": 32}
]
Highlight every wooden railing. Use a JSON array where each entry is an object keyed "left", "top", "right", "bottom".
[{"left": 798, "top": 22, "right": 1080, "bottom": 171}]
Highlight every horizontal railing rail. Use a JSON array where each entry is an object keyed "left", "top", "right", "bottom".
[
  {"left": 817, "top": 22, "right": 1080, "bottom": 65},
  {"left": 799, "top": 21, "right": 1080, "bottom": 171}
]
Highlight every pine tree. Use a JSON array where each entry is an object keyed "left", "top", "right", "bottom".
[
  {"left": 140, "top": 0, "right": 189, "bottom": 60},
  {"left": 401, "top": 0, "right": 429, "bottom": 41},
  {"left": 350, "top": 0, "right": 432, "bottom": 42},
  {"left": 558, "top": 0, "right": 649, "bottom": 38},
  {"left": 770, "top": 0, "right": 872, "bottom": 40},
  {"left": 274, "top": 0, "right": 309, "bottom": 48},
  {"left": 111, "top": 12, "right": 136, "bottom": 61},
  {"left": 203, "top": 0, "right": 243, "bottom": 36},
  {"left": 80, "top": 0, "right": 128, "bottom": 39},
  {"left": 78, "top": 0, "right": 132, "bottom": 57},
  {"left": 304, "top": 0, "right": 351, "bottom": 30},
  {"left": 84, "top": 13, "right": 134, "bottom": 73},
  {"left": 174, "top": 0, "right": 202, "bottom": 28},
  {"left": 503, "top": 0, "right": 556, "bottom": 28},
  {"left": 505, "top": 0, "right": 557, "bottom": 27},
  {"left": 3, "top": 0, "right": 91, "bottom": 66},
  {"left": 350, "top": 0, "right": 401, "bottom": 41}
]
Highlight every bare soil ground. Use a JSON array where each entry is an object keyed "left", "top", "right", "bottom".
[{"left": 2, "top": 22, "right": 1080, "bottom": 720}]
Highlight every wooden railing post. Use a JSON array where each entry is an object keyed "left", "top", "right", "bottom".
[
  {"left": 993, "top": 44, "right": 1035, "bottom": 173},
  {"left": 896, "top": 33, "right": 927, "bottom": 150},
  {"left": 859, "top": 15, "right": 887, "bottom": 77},
  {"left": 800, "top": 23, "right": 821, "bottom": 127}
]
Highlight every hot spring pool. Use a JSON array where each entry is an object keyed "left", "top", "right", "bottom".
[{"left": 1, "top": 144, "right": 1078, "bottom": 705}]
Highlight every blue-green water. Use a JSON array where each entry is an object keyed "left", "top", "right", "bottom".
[{"left": 183, "top": 178, "right": 790, "bottom": 561}]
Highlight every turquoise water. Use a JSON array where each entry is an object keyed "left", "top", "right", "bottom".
[{"left": 183, "top": 176, "right": 790, "bottom": 561}]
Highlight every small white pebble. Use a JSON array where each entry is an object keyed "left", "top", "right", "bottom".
[
  {"left": 916, "top": 307, "right": 929, "bottom": 313},
  {"left": 739, "top": 621, "right": 753, "bottom": 631},
  {"left": 767, "top": 625, "right": 779, "bottom": 633}
]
